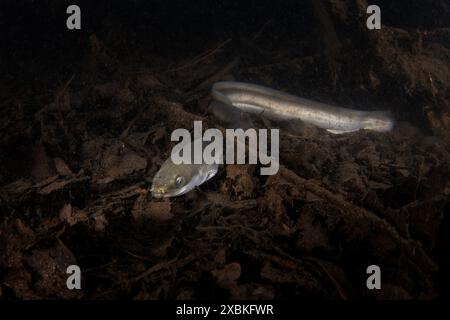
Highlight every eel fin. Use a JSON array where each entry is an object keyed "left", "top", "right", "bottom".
[{"left": 326, "top": 129, "right": 358, "bottom": 134}]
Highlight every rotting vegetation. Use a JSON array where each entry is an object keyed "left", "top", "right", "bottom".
[{"left": 0, "top": 0, "right": 449, "bottom": 299}]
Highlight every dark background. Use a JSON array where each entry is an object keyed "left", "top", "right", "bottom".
[{"left": 0, "top": 0, "right": 449, "bottom": 300}]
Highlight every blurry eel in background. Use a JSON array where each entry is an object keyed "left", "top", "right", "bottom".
[{"left": 210, "top": 81, "right": 394, "bottom": 134}]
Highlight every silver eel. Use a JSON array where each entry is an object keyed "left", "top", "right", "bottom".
[{"left": 211, "top": 81, "right": 394, "bottom": 134}]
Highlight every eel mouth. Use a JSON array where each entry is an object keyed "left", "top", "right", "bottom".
[
  {"left": 151, "top": 191, "right": 165, "bottom": 198},
  {"left": 150, "top": 186, "right": 168, "bottom": 198},
  {"left": 151, "top": 186, "right": 184, "bottom": 198}
]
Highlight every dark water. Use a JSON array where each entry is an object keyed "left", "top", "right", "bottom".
[{"left": 0, "top": 0, "right": 449, "bottom": 302}]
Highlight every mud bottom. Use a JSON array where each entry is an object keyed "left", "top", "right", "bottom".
[{"left": 0, "top": 0, "right": 449, "bottom": 300}]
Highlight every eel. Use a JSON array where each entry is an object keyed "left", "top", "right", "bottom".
[
  {"left": 151, "top": 81, "right": 394, "bottom": 198},
  {"left": 211, "top": 81, "right": 394, "bottom": 134}
]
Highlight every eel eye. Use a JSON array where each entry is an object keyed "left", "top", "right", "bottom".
[{"left": 175, "top": 176, "right": 185, "bottom": 188}]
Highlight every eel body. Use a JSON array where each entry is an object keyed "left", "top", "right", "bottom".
[
  {"left": 151, "top": 81, "right": 394, "bottom": 198},
  {"left": 211, "top": 81, "right": 394, "bottom": 134}
]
